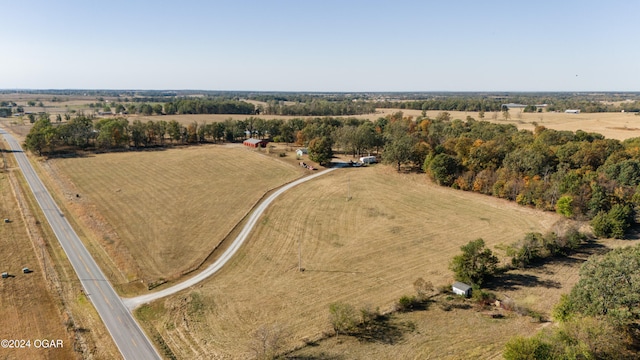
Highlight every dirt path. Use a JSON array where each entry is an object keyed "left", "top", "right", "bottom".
[{"left": 123, "top": 166, "right": 339, "bottom": 310}]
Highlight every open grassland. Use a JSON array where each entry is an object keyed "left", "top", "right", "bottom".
[
  {"left": 0, "top": 150, "right": 76, "bottom": 359},
  {"left": 141, "top": 165, "right": 572, "bottom": 359},
  {"left": 49, "top": 145, "right": 304, "bottom": 293}
]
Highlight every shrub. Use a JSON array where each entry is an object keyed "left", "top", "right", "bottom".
[
  {"left": 328, "top": 302, "right": 357, "bottom": 337},
  {"left": 472, "top": 289, "right": 496, "bottom": 307},
  {"left": 591, "top": 204, "right": 633, "bottom": 238},
  {"left": 503, "top": 336, "right": 552, "bottom": 360},
  {"left": 556, "top": 195, "right": 574, "bottom": 218},
  {"left": 396, "top": 295, "right": 419, "bottom": 312}
]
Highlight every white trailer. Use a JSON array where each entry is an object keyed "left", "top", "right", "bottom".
[{"left": 359, "top": 156, "right": 376, "bottom": 164}]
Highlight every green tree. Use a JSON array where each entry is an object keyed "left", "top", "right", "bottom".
[
  {"left": 556, "top": 195, "right": 573, "bottom": 218},
  {"left": 383, "top": 133, "right": 416, "bottom": 171},
  {"left": 449, "top": 238, "right": 499, "bottom": 286},
  {"left": 167, "top": 120, "right": 182, "bottom": 143},
  {"left": 24, "top": 117, "right": 53, "bottom": 155},
  {"left": 510, "top": 232, "right": 543, "bottom": 268},
  {"left": 152, "top": 104, "right": 164, "bottom": 115},
  {"left": 139, "top": 103, "right": 153, "bottom": 116},
  {"left": 163, "top": 102, "right": 177, "bottom": 115},
  {"left": 427, "top": 153, "right": 459, "bottom": 186},
  {"left": 130, "top": 119, "right": 147, "bottom": 147},
  {"left": 95, "top": 118, "right": 129, "bottom": 150},
  {"left": 564, "top": 244, "right": 640, "bottom": 324},
  {"left": 114, "top": 103, "right": 126, "bottom": 114},
  {"left": 308, "top": 136, "right": 333, "bottom": 166},
  {"left": 328, "top": 302, "right": 357, "bottom": 337},
  {"left": 591, "top": 204, "right": 633, "bottom": 239},
  {"left": 504, "top": 317, "right": 628, "bottom": 360}
]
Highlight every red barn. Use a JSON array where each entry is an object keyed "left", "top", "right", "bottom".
[{"left": 243, "top": 138, "right": 268, "bottom": 148}]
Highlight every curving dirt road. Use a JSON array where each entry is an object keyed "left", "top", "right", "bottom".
[{"left": 123, "top": 166, "right": 337, "bottom": 310}]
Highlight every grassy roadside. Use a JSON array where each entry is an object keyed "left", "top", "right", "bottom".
[{"left": 2, "top": 138, "right": 121, "bottom": 359}]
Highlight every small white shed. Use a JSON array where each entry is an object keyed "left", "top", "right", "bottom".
[
  {"left": 359, "top": 156, "right": 376, "bottom": 164},
  {"left": 452, "top": 282, "right": 472, "bottom": 297},
  {"left": 296, "top": 148, "right": 308, "bottom": 157}
]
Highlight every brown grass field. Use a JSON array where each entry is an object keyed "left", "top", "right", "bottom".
[
  {"left": 0, "top": 146, "right": 76, "bottom": 359},
  {"left": 47, "top": 145, "right": 304, "bottom": 294},
  {"left": 132, "top": 165, "right": 601, "bottom": 359}
]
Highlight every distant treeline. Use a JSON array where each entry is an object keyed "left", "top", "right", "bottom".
[
  {"left": 261, "top": 99, "right": 377, "bottom": 116},
  {"left": 163, "top": 99, "right": 255, "bottom": 115},
  {"left": 375, "top": 96, "right": 640, "bottom": 113}
]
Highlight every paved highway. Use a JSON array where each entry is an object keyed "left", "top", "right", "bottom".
[
  {"left": 124, "top": 166, "right": 337, "bottom": 309},
  {"left": 0, "top": 128, "right": 161, "bottom": 360}
]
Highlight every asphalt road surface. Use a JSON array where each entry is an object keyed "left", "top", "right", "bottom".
[
  {"left": 124, "top": 166, "right": 337, "bottom": 309},
  {"left": 0, "top": 128, "right": 161, "bottom": 360}
]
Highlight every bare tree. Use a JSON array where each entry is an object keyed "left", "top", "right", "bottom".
[{"left": 248, "top": 323, "right": 288, "bottom": 360}]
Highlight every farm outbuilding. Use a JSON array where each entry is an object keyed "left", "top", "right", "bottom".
[
  {"left": 243, "top": 138, "right": 268, "bottom": 148},
  {"left": 296, "top": 148, "right": 308, "bottom": 157},
  {"left": 565, "top": 109, "right": 581, "bottom": 114},
  {"left": 452, "top": 282, "right": 472, "bottom": 297}
]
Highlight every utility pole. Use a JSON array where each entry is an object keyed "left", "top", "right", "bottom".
[{"left": 298, "top": 238, "right": 302, "bottom": 272}]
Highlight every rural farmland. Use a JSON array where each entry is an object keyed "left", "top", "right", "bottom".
[
  {"left": 4, "top": 91, "right": 640, "bottom": 359},
  {"left": 135, "top": 165, "right": 566, "bottom": 358},
  {"left": 4, "top": 0, "right": 640, "bottom": 357},
  {"left": 0, "top": 141, "right": 76, "bottom": 360},
  {"left": 44, "top": 145, "right": 305, "bottom": 295}
]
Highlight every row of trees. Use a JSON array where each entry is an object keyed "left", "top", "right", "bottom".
[
  {"left": 261, "top": 99, "right": 376, "bottom": 116},
  {"left": 23, "top": 111, "right": 640, "bottom": 239},
  {"left": 376, "top": 95, "right": 640, "bottom": 113},
  {"left": 91, "top": 98, "right": 376, "bottom": 117}
]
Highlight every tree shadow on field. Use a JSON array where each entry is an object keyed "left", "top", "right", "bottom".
[
  {"left": 350, "top": 314, "right": 407, "bottom": 345},
  {"left": 622, "top": 224, "right": 640, "bottom": 240},
  {"left": 303, "top": 268, "right": 363, "bottom": 274},
  {"left": 488, "top": 241, "right": 612, "bottom": 292},
  {"left": 286, "top": 354, "right": 345, "bottom": 360},
  {"left": 486, "top": 273, "right": 562, "bottom": 292}
]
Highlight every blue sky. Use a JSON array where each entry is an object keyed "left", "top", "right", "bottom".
[{"left": 2, "top": 0, "right": 638, "bottom": 91}]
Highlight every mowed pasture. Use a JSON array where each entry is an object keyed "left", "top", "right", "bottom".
[
  {"left": 142, "top": 165, "right": 566, "bottom": 359},
  {"left": 48, "top": 145, "right": 304, "bottom": 292},
  {"left": 0, "top": 166, "right": 75, "bottom": 359}
]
